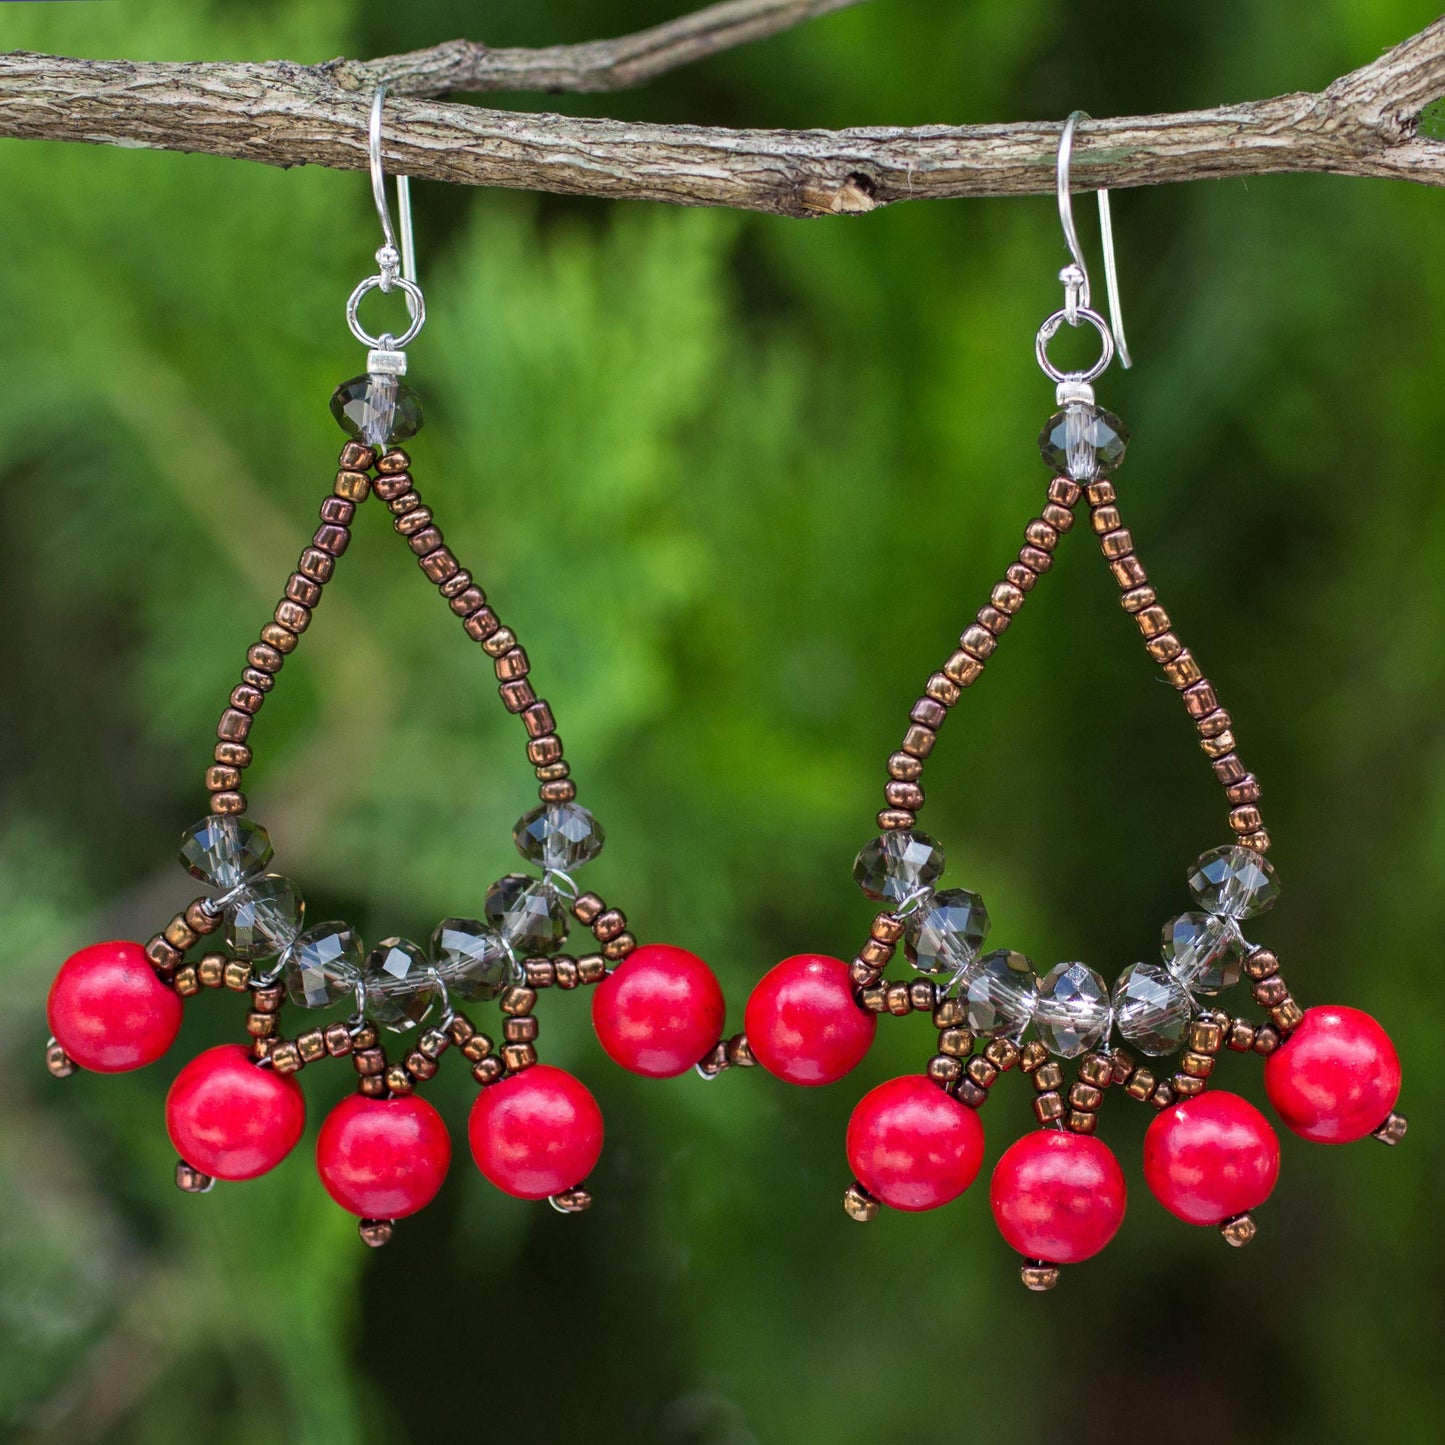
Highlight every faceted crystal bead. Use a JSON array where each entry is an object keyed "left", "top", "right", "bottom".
[
  {"left": 1187, "top": 845, "right": 1280, "bottom": 920},
  {"left": 912, "top": 888, "right": 990, "bottom": 977},
  {"left": 432, "top": 917, "right": 514, "bottom": 1003},
  {"left": 330, "top": 373, "right": 423, "bottom": 449},
  {"left": 1034, "top": 961, "right": 1112, "bottom": 1058},
  {"left": 363, "top": 937, "right": 439, "bottom": 1033},
  {"left": 1162, "top": 912, "right": 1242, "bottom": 996},
  {"left": 853, "top": 831, "right": 946, "bottom": 904},
  {"left": 1038, "top": 404, "right": 1129, "bottom": 480},
  {"left": 513, "top": 802, "right": 605, "bottom": 873},
  {"left": 283, "top": 923, "right": 363, "bottom": 1010},
  {"left": 1112, "top": 961, "right": 1192, "bottom": 1055},
  {"left": 226, "top": 874, "right": 304, "bottom": 961},
  {"left": 179, "top": 815, "right": 273, "bottom": 890},
  {"left": 964, "top": 950, "right": 1039, "bottom": 1037},
  {"left": 484, "top": 874, "right": 568, "bottom": 955}
]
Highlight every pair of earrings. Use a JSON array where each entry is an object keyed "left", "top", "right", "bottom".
[{"left": 44, "top": 104, "right": 1405, "bottom": 1286}]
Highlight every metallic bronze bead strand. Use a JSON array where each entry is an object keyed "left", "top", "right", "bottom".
[
  {"left": 878, "top": 475, "right": 1081, "bottom": 832},
  {"left": 1082, "top": 476, "right": 1269, "bottom": 852},
  {"left": 1061, "top": 1050, "right": 1115, "bottom": 1134},
  {"left": 207, "top": 440, "right": 376, "bottom": 815}
]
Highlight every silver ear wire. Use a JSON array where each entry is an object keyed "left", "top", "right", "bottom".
[{"left": 369, "top": 85, "right": 416, "bottom": 289}]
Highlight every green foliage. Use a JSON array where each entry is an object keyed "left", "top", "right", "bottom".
[{"left": 2, "top": 1, "right": 1443, "bottom": 1441}]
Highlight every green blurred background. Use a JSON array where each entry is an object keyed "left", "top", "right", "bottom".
[{"left": 3, "top": 0, "right": 1442, "bottom": 1440}]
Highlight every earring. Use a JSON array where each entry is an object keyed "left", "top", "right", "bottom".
[
  {"left": 742, "top": 113, "right": 1407, "bottom": 1289},
  {"left": 43, "top": 89, "right": 732, "bottom": 1245}
]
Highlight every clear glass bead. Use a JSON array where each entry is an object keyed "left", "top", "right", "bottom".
[
  {"left": 964, "top": 949, "right": 1038, "bottom": 1037},
  {"left": 1162, "top": 912, "right": 1242, "bottom": 996},
  {"left": 1034, "top": 961, "right": 1112, "bottom": 1058},
  {"left": 432, "top": 917, "right": 514, "bottom": 1003},
  {"left": 912, "top": 888, "right": 990, "bottom": 977},
  {"left": 1112, "top": 961, "right": 1192, "bottom": 1055},
  {"left": 226, "top": 874, "right": 304, "bottom": 961},
  {"left": 1187, "top": 845, "right": 1280, "bottom": 920},
  {"left": 513, "top": 802, "right": 605, "bottom": 872},
  {"left": 853, "top": 831, "right": 946, "bottom": 904},
  {"left": 363, "top": 937, "right": 439, "bottom": 1033},
  {"left": 283, "top": 922, "right": 363, "bottom": 1009},
  {"left": 179, "top": 815, "right": 273, "bottom": 890},
  {"left": 1038, "top": 404, "right": 1129, "bottom": 480},
  {"left": 330, "top": 373, "right": 423, "bottom": 448},
  {"left": 484, "top": 874, "right": 568, "bottom": 955}
]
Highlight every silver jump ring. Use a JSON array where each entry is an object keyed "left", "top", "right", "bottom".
[
  {"left": 1034, "top": 305, "right": 1114, "bottom": 385},
  {"left": 346, "top": 273, "right": 426, "bottom": 350}
]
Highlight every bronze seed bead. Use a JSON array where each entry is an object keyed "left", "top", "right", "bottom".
[
  {"left": 928, "top": 1055, "right": 963, "bottom": 1086},
  {"left": 377, "top": 447, "right": 411, "bottom": 474},
  {"left": 591, "top": 909, "right": 626, "bottom": 943},
  {"left": 885, "top": 780, "right": 924, "bottom": 811},
  {"left": 967, "top": 1056, "right": 998, "bottom": 1089},
  {"left": 911, "top": 698, "right": 947, "bottom": 728},
  {"left": 983, "top": 1038, "right": 1020, "bottom": 1072},
  {"left": 251, "top": 983, "right": 284, "bottom": 1013},
  {"left": 954, "top": 1079, "right": 990, "bottom": 1110},
  {"left": 325, "top": 1023, "right": 355, "bottom": 1057},
  {"left": 385, "top": 1065, "right": 414, "bottom": 1095},
  {"left": 297, "top": 549, "right": 335, "bottom": 585},
  {"left": 577, "top": 955, "right": 607, "bottom": 985},
  {"left": 464, "top": 607, "right": 501, "bottom": 642},
  {"left": 1067, "top": 1109, "right": 1099, "bottom": 1134},
  {"left": 1069, "top": 1082, "right": 1104, "bottom": 1111},
  {"left": 338, "top": 441, "right": 376, "bottom": 471},
  {"left": 246, "top": 1010, "right": 278, "bottom": 1038},
  {"left": 859, "top": 985, "right": 887, "bottom": 1013},
  {"left": 1047, "top": 476, "right": 1082, "bottom": 507},
  {"left": 357, "top": 1075, "right": 388, "bottom": 1098},
  {"left": 888, "top": 752, "right": 923, "bottom": 782},
  {"left": 285, "top": 575, "right": 323, "bottom": 609},
  {"left": 499, "top": 680, "right": 536, "bottom": 713},
  {"left": 528, "top": 735, "right": 563, "bottom": 766},
  {"left": 1200, "top": 730, "right": 1238, "bottom": 760},
  {"left": 1110, "top": 555, "right": 1147, "bottom": 589},
  {"left": 462, "top": 1033, "right": 495, "bottom": 1064},
  {"left": 241, "top": 666, "right": 276, "bottom": 693},
  {"left": 525, "top": 703, "right": 559, "bottom": 737},
  {"left": 500, "top": 986, "right": 537, "bottom": 1016},
  {"left": 1151, "top": 1083, "right": 1176, "bottom": 1109},
  {"left": 926, "top": 672, "right": 962, "bottom": 706},
  {"left": 933, "top": 997, "right": 967, "bottom": 1029},
  {"left": 1019, "top": 544, "right": 1054, "bottom": 573},
  {"left": 504, "top": 1017, "right": 539, "bottom": 1044},
  {"left": 145, "top": 937, "right": 182, "bottom": 972},
  {"left": 223, "top": 960, "right": 251, "bottom": 991},
  {"left": 259, "top": 622, "right": 300, "bottom": 654},
  {"left": 602, "top": 932, "right": 635, "bottom": 961},
  {"left": 214, "top": 742, "right": 253, "bottom": 768},
  {"left": 495, "top": 647, "right": 530, "bottom": 681},
  {"left": 1373, "top": 1113, "right": 1409, "bottom": 1146},
  {"left": 230, "top": 684, "right": 265, "bottom": 714},
  {"left": 405, "top": 1051, "right": 440, "bottom": 1081},
  {"left": 1033, "top": 1061, "right": 1065, "bottom": 1093},
  {"left": 1040, "top": 502, "right": 1074, "bottom": 532},
  {"left": 1006, "top": 562, "right": 1038, "bottom": 592},
  {"left": 1091, "top": 504, "right": 1122, "bottom": 534},
  {"left": 372, "top": 473, "right": 412, "bottom": 502},
  {"left": 939, "top": 1027, "right": 972, "bottom": 1058},
  {"left": 386, "top": 490, "right": 420, "bottom": 514},
  {"left": 977, "top": 605, "right": 1011, "bottom": 636},
  {"left": 1146, "top": 633, "right": 1183, "bottom": 664},
  {"left": 173, "top": 966, "right": 201, "bottom": 998},
  {"left": 165, "top": 915, "right": 199, "bottom": 951},
  {"left": 393, "top": 505, "right": 433, "bottom": 535},
  {"left": 439, "top": 570, "right": 474, "bottom": 601},
  {"left": 541, "top": 779, "right": 578, "bottom": 805},
  {"left": 1034, "top": 1092, "right": 1066, "bottom": 1124},
  {"left": 1180, "top": 1050, "right": 1216, "bottom": 1079},
  {"left": 1078, "top": 1053, "right": 1113, "bottom": 1089},
  {"left": 1231, "top": 805, "right": 1264, "bottom": 835},
  {"left": 960, "top": 625, "right": 997, "bottom": 660},
  {"left": 991, "top": 581, "right": 1026, "bottom": 614},
  {"left": 353, "top": 1047, "right": 386, "bottom": 1076},
  {"left": 1227, "top": 776, "right": 1262, "bottom": 805},
  {"left": 446, "top": 1015, "right": 476, "bottom": 1046},
  {"left": 319, "top": 497, "right": 355, "bottom": 527},
  {"left": 408, "top": 527, "right": 444, "bottom": 558},
  {"left": 909, "top": 980, "right": 936, "bottom": 1012},
  {"left": 421, "top": 548, "right": 459, "bottom": 583},
  {"left": 525, "top": 959, "right": 557, "bottom": 988},
  {"left": 210, "top": 788, "right": 246, "bottom": 816},
  {"left": 297, "top": 1029, "right": 327, "bottom": 1064},
  {"left": 1163, "top": 653, "right": 1204, "bottom": 687},
  {"left": 1125, "top": 1068, "right": 1157, "bottom": 1101},
  {"left": 502, "top": 1043, "right": 537, "bottom": 1072},
  {"left": 197, "top": 955, "right": 225, "bottom": 988},
  {"left": 1121, "top": 584, "right": 1158, "bottom": 613},
  {"left": 858, "top": 938, "right": 893, "bottom": 969},
  {"left": 886, "top": 983, "right": 911, "bottom": 1017},
  {"left": 271, "top": 1042, "right": 304, "bottom": 1076},
  {"left": 312, "top": 524, "right": 350, "bottom": 557},
  {"left": 535, "top": 761, "right": 570, "bottom": 783},
  {"left": 943, "top": 650, "right": 984, "bottom": 686},
  {"left": 573, "top": 893, "right": 604, "bottom": 925},
  {"left": 1172, "top": 1073, "right": 1206, "bottom": 1098},
  {"left": 334, "top": 469, "right": 371, "bottom": 502},
  {"left": 1025, "top": 519, "right": 1060, "bottom": 552},
  {"left": 274, "top": 601, "right": 310, "bottom": 635},
  {"left": 1111, "top": 1049, "right": 1137, "bottom": 1083},
  {"left": 1018, "top": 1040, "right": 1049, "bottom": 1074},
  {"left": 1084, "top": 479, "right": 1116, "bottom": 506},
  {"left": 481, "top": 627, "right": 518, "bottom": 658}
]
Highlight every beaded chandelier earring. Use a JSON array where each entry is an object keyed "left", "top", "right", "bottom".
[
  {"left": 740, "top": 114, "right": 1407, "bottom": 1289},
  {"left": 43, "top": 91, "right": 732, "bottom": 1245}
]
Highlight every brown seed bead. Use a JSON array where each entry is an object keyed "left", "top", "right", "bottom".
[
  {"left": 353, "top": 1046, "right": 386, "bottom": 1077},
  {"left": 1032, "top": 1061, "right": 1064, "bottom": 1093},
  {"left": 991, "top": 581, "right": 1026, "bottom": 615},
  {"left": 1111, "top": 1049, "right": 1137, "bottom": 1083},
  {"left": 481, "top": 627, "right": 519, "bottom": 658},
  {"left": 271, "top": 1042, "right": 303, "bottom": 1076},
  {"left": 231, "top": 685, "right": 267, "bottom": 716},
  {"left": 197, "top": 955, "right": 226, "bottom": 989},
  {"left": 1083, "top": 479, "right": 1116, "bottom": 506},
  {"left": 500, "top": 986, "right": 538, "bottom": 1017},
  {"left": 888, "top": 752, "right": 923, "bottom": 782},
  {"left": 473, "top": 1056, "right": 505, "bottom": 1085},
  {"left": 259, "top": 623, "right": 300, "bottom": 656},
  {"left": 358, "top": 1218, "right": 394, "bottom": 1247},
  {"left": 602, "top": 934, "right": 636, "bottom": 963},
  {"left": 954, "top": 1078, "right": 990, "bottom": 1110},
  {"left": 577, "top": 955, "right": 607, "bottom": 985},
  {"left": 418, "top": 1028, "right": 451, "bottom": 1061},
  {"left": 408, "top": 527, "right": 444, "bottom": 558},
  {"left": 1135, "top": 606, "right": 1172, "bottom": 639},
  {"left": 592, "top": 910, "right": 627, "bottom": 943},
  {"left": 1034, "top": 1092, "right": 1066, "bottom": 1124},
  {"left": 1121, "top": 584, "right": 1158, "bottom": 614},
  {"left": 1109, "top": 555, "right": 1147, "bottom": 589},
  {"left": 966, "top": 1056, "right": 998, "bottom": 1089},
  {"left": 551, "top": 1187, "right": 593, "bottom": 1213},
  {"left": 393, "top": 503, "right": 432, "bottom": 535},
  {"left": 937, "top": 1029, "right": 974, "bottom": 1061},
  {"left": 926, "top": 672, "right": 961, "bottom": 706},
  {"left": 325, "top": 1023, "right": 355, "bottom": 1057},
  {"left": 1171, "top": 1073, "right": 1206, "bottom": 1098},
  {"left": 312, "top": 525, "right": 351, "bottom": 558},
  {"left": 960, "top": 625, "right": 997, "bottom": 661},
  {"left": 1189, "top": 1019, "right": 1225, "bottom": 1054},
  {"left": 405, "top": 1051, "right": 439, "bottom": 1081},
  {"left": 296, "top": 1029, "right": 327, "bottom": 1064},
  {"left": 204, "top": 764, "right": 241, "bottom": 793},
  {"left": 385, "top": 1065, "right": 414, "bottom": 1095},
  {"left": 877, "top": 809, "right": 916, "bottom": 831},
  {"left": 572, "top": 893, "right": 605, "bottom": 926},
  {"left": 858, "top": 938, "right": 893, "bottom": 969},
  {"left": 1372, "top": 1112, "right": 1409, "bottom": 1146},
  {"left": 554, "top": 957, "right": 582, "bottom": 989},
  {"left": 251, "top": 1036, "right": 279, "bottom": 1063},
  {"left": 173, "top": 966, "right": 202, "bottom": 998},
  {"left": 319, "top": 497, "right": 356, "bottom": 527},
  {"left": 542, "top": 779, "right": 578, "bottom": 805},
  {"left": 1146, "top": 633, "right": 1183, "bottom": 664},
  {"left": 1253, "top": 977, "right": 1288, "bottom": 1008},
  {"left": 1018, "top": 1040, "right": 1049, "bottom": 1074},
  {"left": 352, "top": 1024, "right": 379, "bottom": 1050},
  {"left": 977, "top": 605, "right": 1011, "bottom": 637},
  {"left": 338, "top": 441, "right": 376, "bottom": 471},
  {"left": 843, "top": 1182, "right": 880, "bottom": 1222},
  {"left": 502, "top": 1043, "right": 537, "bottom": 1072},
  {"left": 377, "top": 448, "right": 411, "bottom": 474},
  {"left": 727, "top": 1034, "right": 757, "bottom": 1068},
  {"left": 462, "top": 1033, "right": 495, "bottom": 1063},
  {"left": 175, "top": 1161, "right": 215, "bottom": 1194},
  {"left": 164, "top": 915, "right": 198, "bottom": 951},
  {"left": 944, "top": 649, "right": 984, "bottom": 687},
  {"left": 145, "top": 936, "right": 182, "bottom": 973},
  {"left": 1220, "top": 1213, "right": 1258, "bottom": 1248},
  {"left": 536, "top": 762, "right": 572, "bottom": 785},
  {"left": 1041, "top": 503, "right": 1074, "bottom": 533},
  {"left": 446, "top": 1014, "right": 476, "bottom": 1046},
  {"left": 885, "top": 983, "right": 912, "bottom": 1017},
  {"left": 272, "top": 602, "right": 309, "bottom": 636},
  {"left": 1069, "top": 1082, "right": 1104, "bottom": 1111},
  {"left": 45, "top": 1038, "right": 77, "bottom": 1078},
  {"left": 1020, "top": 1262, "right": 1060, "bottom": 1292},
  {"left": 928, "top": 1055, "right": 963, "bottom": 1086},
  {"left": 1125, "top": 1068, "right": 1157, "bottom": 1101},
  {"left": 296, "top": 548, "right": 336, "bottom": 586},
  {"left": 911, "top": 698, "right": 947, "bottom": 729},
  {"left": 1212, "top": 753, "right": 1247, "bottom": 786},
  {"left": 933, "top": 997, "right": 967, "bottom": 1029},
  {"left": 524, "top": 958, "right": 556, "bottom": 989},
  {"left": 372, "top": 474, "right": 412, "bottom": 504},
  {"left": 1272, "top": 998, "right": 1304, "bottom": 1032},
  {"left": 1226, "top": 1019, "right": 1256, "bottom": 1051},
  {"left": 1025, "top": 519, "right": 1060, "bottom": 552},
  {"left": 1100, "top": 529, "right": 1134, "bottom": 560},
  {"left": 859, "top": 985, "right": 887, "bottom": 1013},
  {"left": 216, "top": 709, "right": 252, "bottom": 743},
  {"left": 1231, "top": 805, "right": 1264, "bottom": 835},
  {"left": 1240, "top": 829, "right": 1272, "bottom": 853},
  {"left": 334, "top": 469, "right": 371, "bottom": 502},
  {"left": 1006, "top": 562, "right": 1039, "bottom": 592},
  {"left": 357, "top": 1075, "right": 389, "bottom": 1098},
  {"left": 1226, "top": 776, "right": 1262, "bottom": 806},
  {"left": 251, "top": 983, "right": 284, "bottom": 1013},
  {"left": 1182, "top": 681, "right": 1219, "bottom": 719},
  {"left": 1048, "top": 476, "right": 1082, "bottom": 507},
  {"left": 527, "top": 735, "right": 564, "bottom": 766},
  {"left": 983, "top": 1038, "right": 1021, "bottom": 1072},
  {"left": 242, "top": 667, "right": 278, "bottom": 695},
  {"left": 1252, "top": 1025, "right": 1282, "bottom": 1055},
  {"left": 185, "top": 900, "right": 221, "bottom": 936},
  {"left": 523, "top": 701, "right": 557, "bottom": 735},
  {"left": 1199, "top": 733, "right": 1236, "bottom": 766},
  {"left": 1078, "top": 1053, "right": 1113, "bottom": 1089},
  {"left": 909, "top": 980, "right": 936, "bottom": 1012},
  {"left": 1151, "top": 1083, "right": 1176, "bottom": 1109},
  {"left": 440, "top": 569, "right": 475, "bottom": 600},
  {"left": 502, "top": 1018, "right": 539, "bottom": 1047},
  {"left": 223, "top": 961, "right": 252, "bottom": 992},
  {"left": 1091, "top": 505, "right": 1122, "bottom": 534},
  {"left": 1067, "top": 1109, "right": 1098, "bottom": 1135},
  {"left": 284, "top": 575, "right": 322, "bottom": 610},
  {"left": 885, "top": 780, "right": 924, "bottom": 811}
]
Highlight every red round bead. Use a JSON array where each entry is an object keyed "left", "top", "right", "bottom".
[
  {"left": 1264, "top": 1004, "right": 1402, "bottom": 1144},
  {"left": 592, "top": 943, "right": 726, "bottom": 1078},
  {"left": 468, "top": 1064, "right": 603, "bottom": 1200},
  {"left": 845, "top": 1074, "right": 985, "bottom": 1212},
  {"left": 316, "top": 1093, "right": 452, "bottom": 1219},
  {"left": 745, "top": 953, "right": 875, "bottom": 1086},
  {"left": 1144, "top": 1090, "right": 1280, "bottom": 1226},
  {"left": 165, "top": 1043, "right": 306, "bottom": 1181},
  {"left": 990, "top": 1130, "right": 1127, "bottom": 1265},
  {"left": 47, "top": 940, "right": 183, "bottom": 1073}
]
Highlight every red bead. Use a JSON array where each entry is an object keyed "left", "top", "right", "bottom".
[
  {"left": 745, "top": 953, "right": 875, "bottom": 1086},
  {"left": 845, "top": 1075, "right": 985, "bottom": 1211},
  {"left": 1144, "top": 1091, "right": 1279, "bottom": 1226},
  {"left": 316, "top": 1093, "right": 452, "bottom": 1219},
  {"left": 1264, "top": 1004, "right": 1402, "bottom": 1144},
  {"left": 468, "top": 1064, "right": 603, "bottom": 1200},
  {"left": 165, "top": 1044, "right": 306, "bottom": 1181},
  {"left": 592, "top": 943, "right": 726, "bottom": 1078},
  {"left": 47, "top": 940, "right": 183, "bottom": 1073},
  {"left": 990, "top": 1130, "right": 1127, "bottom": 1265}
]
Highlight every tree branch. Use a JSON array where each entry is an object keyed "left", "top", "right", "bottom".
[{"left": 2, "top": 13, "right": 1444, "bottom": 218}]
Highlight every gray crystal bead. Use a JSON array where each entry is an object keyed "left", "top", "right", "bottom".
[
  {"left": 226, "top": 874, "right": 304, "bottom": 961},
  {"left": 1162, "top": 912, "right": 1242, "bottom": 996},
  {"left": 179, "top": 815, "right": 273, "bottom": 890},
  {"left": 853, "top": 831, "right": 946, "bottom": 904},
  {"left": 1038, "top": 404, "right": 1129, "bottom": 480},
  {"left": 965, "top": 950, "right": 1038, "bottom": 1037},
  {"left": 485, "top": 874, "right": 568, "bottom": 955},
  {"left": 331, "top": 373, "right": 423, "bottom": 449},
  {"left": 1112, "top": 961, "right": 1192, "bottom": 1055},
  {"left": 513, "top": 802, "right": 605, "bottom": 873},
  {"left": 364, "top": 937, "right": 439, "bottom": 1033},
  {"left": 1034, "top": 961, "right": 1112, "bottom": 1058},
  {"left": 912, "top": 888, "right": 990, "bottom": 978},
  {"left": 284, "top": 922, "right": 363, "bottom": 1010},
  {"left": 1187, "top": 845, "right": 1280, "bottom": 920},
  {"left": 432, "top": 917, "right": 514, "bottom": 1003}
]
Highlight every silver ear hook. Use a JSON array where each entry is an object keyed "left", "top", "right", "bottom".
[
  {"left": 1056, "top": 111, "right": 1131, "bottom": 369},
  {"left": 368, "top": 86, "right": 416, "bottom": 289}
]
